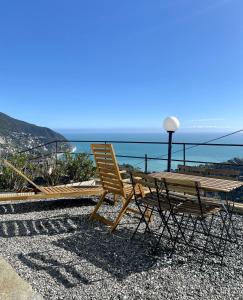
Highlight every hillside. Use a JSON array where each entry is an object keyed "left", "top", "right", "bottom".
[{"left": 0, "top": 112, "right": 70, "bottom": 154}]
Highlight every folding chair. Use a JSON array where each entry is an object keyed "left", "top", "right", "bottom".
[
  {"left": 130, "top": 172, "right": 184, "bottom": 253},
  {"left": 162, "top": 177, "right": 231, "bottom": 266},
  {"left": 89, "top": 144, "right": 147, "bottom": 232}
]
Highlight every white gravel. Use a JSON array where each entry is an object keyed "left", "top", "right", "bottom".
[{"left": 0, "top": 197, "right": 243, "bottom": 300}]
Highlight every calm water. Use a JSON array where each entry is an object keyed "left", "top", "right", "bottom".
[{"left": 60, "top": 131, "right": 243, "bottom": 172}]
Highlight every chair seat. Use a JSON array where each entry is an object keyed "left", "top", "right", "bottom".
[
  {"left": 138, "top": 192, "right": 183, "bottom": 210},
  {"left": 123, "top": 183, "right": 151, "bottom": 197},
  {"left": 167, "top": 191, "right": 222, "bottom": 208},
  {"left": 174, "top": 201, "right": 221, "bottom": 217}
]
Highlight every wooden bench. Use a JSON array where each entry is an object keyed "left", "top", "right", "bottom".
[
  {"left": 178, "top": 165, "right": 207, "bottom": 176},
  {"left": 178, "top": 165, "right": 240, "bottom": 181}
]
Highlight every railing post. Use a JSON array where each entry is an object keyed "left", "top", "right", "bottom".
[
  {"left": 167, "top": 132, "right": 173, "bottom": 172},
  {"left": 183, "top": 143, "right": 186, "bottom": 166},
  {"left": 145, "top": 154, "right": 148, "bottom": 174}
]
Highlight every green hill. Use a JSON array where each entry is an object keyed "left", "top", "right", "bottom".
[{"left": 0, "top": 112, "right": 70, "bottom": 154}]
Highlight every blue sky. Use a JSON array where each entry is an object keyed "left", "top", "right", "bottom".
[{"left": 0, "top": 0, "right": 242, "bottom": 132}]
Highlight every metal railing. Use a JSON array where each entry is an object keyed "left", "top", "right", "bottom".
[{"left": 16, "top": 140, "right": 243, "bottom": 173}]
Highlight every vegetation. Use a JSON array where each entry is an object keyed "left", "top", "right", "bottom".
[
  {"left": 0, "top": 153, "right": 40, "bottom": 191},
  {"left": 0, "top": 152, "right": 96, "bottom": 192},
  {"left": 0, "top": 112, "right": 71, "bottom": 155}
]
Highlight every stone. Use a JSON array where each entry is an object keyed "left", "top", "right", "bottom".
[{"left": 0, "top": 257, "right": 43, "bottom": 300}]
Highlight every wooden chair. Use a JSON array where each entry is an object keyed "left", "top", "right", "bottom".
[
  {"left": 0, "top": 159, "right": 103, "bottom": 201},
  {"left": 89, "top": 144, "right": 146, "bottom": 232}
]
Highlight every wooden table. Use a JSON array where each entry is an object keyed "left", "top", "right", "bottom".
[{"left": 150, "top": 172, "right": 243, "bottom": 193}]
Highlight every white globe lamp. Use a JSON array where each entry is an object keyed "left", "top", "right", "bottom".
[{"left": 163, "top": 116, "right": 180, "bottom": 133}]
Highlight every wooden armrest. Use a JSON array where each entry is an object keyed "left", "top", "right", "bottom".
[
  {"left": 119, "top": 170, "right": 127, "bottom": 174},
  {"left": 122, "top": 178, "right": 130, "bottom": 183}
]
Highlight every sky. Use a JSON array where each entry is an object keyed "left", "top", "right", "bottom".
[{"left": 0, "top": 0, "right": 243, "bottom": 132}]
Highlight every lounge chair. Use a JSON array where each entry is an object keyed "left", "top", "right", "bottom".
[{"left": 0, "top": 159, "right": 103, "bottom": 201}]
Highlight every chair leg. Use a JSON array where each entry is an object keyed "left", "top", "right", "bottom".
[
  {"left": 110, "top": 197, "right": 132, "bottom": 232},
  {"left": 113, "top": 194, "right": 119, "bottom": 205},
  {"left": 169, "top": 213, "right": 188, "bottom": 257},
  {"left": 189, "top": 217, "right": 198, "bottom": 243},
  {"left": 200, "top": 215, "right": 214, "bottom": 268},
  {"left": 219, "top": 210, "right": 239, "bottom": 246},
  {"left": 131, "top": 205, "right": 151, "bottom": 240},
  {"left": 152, "top": 210, "right": 173, "bottom": 254},
  {"left": 89, "top": 191, "right": 107, "bottom": 220}
]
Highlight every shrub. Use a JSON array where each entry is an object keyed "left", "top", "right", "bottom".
[
  {"left": 0, "top": 152, "right": 96, "bottom": 191},
  {"left": 62, "top": 152, "right": 96, "bottom": 182},
  {"left": 0, "top": 153, "right": 39, "bottom": 191},
  {"left": 44, "top": 153, "right": 96, "bottom": 185}
]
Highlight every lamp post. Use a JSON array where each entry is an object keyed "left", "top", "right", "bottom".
[{"left": 163, "top": 116, "right": 180, "bottom": 172}]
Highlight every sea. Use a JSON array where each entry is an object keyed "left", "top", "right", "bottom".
[{"left": 60, "top": 131, "right": 243, "bottom": 172}]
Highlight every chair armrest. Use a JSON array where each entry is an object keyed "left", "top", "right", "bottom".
[{"left": 119, "top": 170, "right": 127, "bottom": 174}]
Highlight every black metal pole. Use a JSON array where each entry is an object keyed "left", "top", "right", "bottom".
[
  {"left": 145, "top": 154, "right": 148, "bottom": 174},
  {"left": 183, "top": 143, "right": 186, "bottom": 166},
  {"left": 167, "top": 131, "right": 173, "bottom": 172}
]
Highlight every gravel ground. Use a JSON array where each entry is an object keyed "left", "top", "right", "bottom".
[{"left": 0, "top": 196, "right": 243, "bottom": 300}]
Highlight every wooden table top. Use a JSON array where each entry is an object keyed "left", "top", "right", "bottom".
[{"left": 150, "top": 172, "right": 243, "bottom": 193}]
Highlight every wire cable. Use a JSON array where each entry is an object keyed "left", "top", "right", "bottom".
[{"left": 128, "top": 128, "right": 243, "bottom": 168}]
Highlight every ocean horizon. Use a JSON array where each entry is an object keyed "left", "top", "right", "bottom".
[{"left": 60, "top": 131, "right": 243, "bottom": 172}]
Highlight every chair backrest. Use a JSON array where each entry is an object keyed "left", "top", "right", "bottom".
[
  {"left": 162, "top": 177, "right": 208, "bottom": 217},
  {"left": 178, "top": 165, "right": 206, "bottom": 177},
  {"left": 130, "top": 171, "right": 167, "bottom": 210},
  {"left": 91, "top": 144, "right": 125, "bottom": 196},
  {"left": 163, "top": 177, "right": 201, "bottom": 196},
  {"left": 130, "top": 171, "right": 157, "bottom": 190}
]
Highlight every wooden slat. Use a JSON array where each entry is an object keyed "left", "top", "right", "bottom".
[
  {"left": 178, "top": 165, "right": 206, "bottom": 176},
  {"left": 98, "top": 165, "right": 118, "bottom": 173},
  {"left": 94, "top": 153, "right": 113, "bottom": 159},
  {"left": 0, "top": 186, "right": 103, "bottom": 201},
  {"left": 103, "top": 186, "right": 123, "bottom": 195},
  {"left": 0, "top": 192, "right": 35, "bottom": 198},
  {"left": 98, "top": 171, "right": 119, "bottom": 179},
  {"left": 164, "top": 178, "right": 199, "bottom": 195},
  {"left": 92, "top": 148, "right": 113, "bottom": 153},
  {"left": 92, "top": 144, "right": 112, "bottom": 149},
  {"left": 102, "top": 181, "right": 122, "bottom": 191},
  {"left": 208, "top": 169, "right": 240, "bottom": 176},
  {"left": 96, "top": 158, "right": 114, "bottom": 164},
  {"left": 99, "top": 175, "right": 121, "bottom": 185},
  {"left": 178, "top": 165, "right": 240, "bottom": 181}
]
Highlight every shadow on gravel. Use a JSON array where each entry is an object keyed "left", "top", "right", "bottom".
[
  {"left": 18, "top": 251, "right": 90, "bottom": 288},
  {"left": 17, "top": 219, "right": 161, "bottom": 287},
  {"left": 0, "top": 214, "right": 91, "bottom": 237},
  {"left": 53, "top": 227, "right": 159, "bottom": 282},
  {"left": 0, "top": 197, "right": 97, "bottom": 215}
]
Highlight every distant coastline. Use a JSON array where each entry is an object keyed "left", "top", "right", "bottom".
[{"left": 60, "top": 131, "right": 243, "bottom": 172}]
